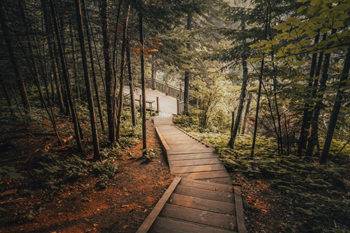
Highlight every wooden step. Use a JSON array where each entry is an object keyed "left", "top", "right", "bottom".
[
  {"left": 184, "top": 170, "right": 230, "bottom": 180},
  {"left": 160, "top": 204, "right": 236, "bottom": 230},
  {"left": 170, "top": 158, "right": 221, "bottom": 167},
  {"left": 180, "top": 178, "right": 233, "bottom": 192},
  {"left": 175, "top": 185, "right": 234, "bottom": 203},
  {"left": 169, "top": 193, "right": 235, "bottom": 215},
  {"left": 150, "top": 217, "right": 235, "bottom": 233},
  {"left": 172, "top": 164, "right": 225, "bottom": 174}
]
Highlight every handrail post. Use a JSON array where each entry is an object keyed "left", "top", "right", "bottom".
[{"left": 156, "top": 96, "right": 159, "bottom": 113}]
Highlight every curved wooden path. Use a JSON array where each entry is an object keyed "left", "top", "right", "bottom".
[{"left": 136, "top": 117, "right": 247, "bottom": 233}]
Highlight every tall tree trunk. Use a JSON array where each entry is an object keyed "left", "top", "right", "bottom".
[
  {"left": 1, "top": 81, "right": 14, "bottom": 116},
  {"left": 19, "top": 0, "right": 62, "bottom": 144},
  {"left": 241, "top": 93, "right": 252, "bottom": 134},
  {"left": 69, "top": 20, "right": 81, "bottom": 100},
  {"left": 111, "top": 0, "right": 123, "bottom": 79},
  {"left": 151, "top": 56, "right": 156, "bottom": 90},
  {"left": 116, "top": 4, "right": 131, "bottom": 142},
  {"left": 126, "top": 36, "right": 136, "bottom": 127},
  {"left": 251, "top": 58, "right": 264, "bottom": 157},
  {"left": 298, "top": 34, "right": 320, "bottom": 156},
  {"left": 100, "top": 0, "right": 115, "bottom": 143},
  {"left": 75, "top": 0, "right": 100, "bottom": 159},
  {"left": 139, "top": 4, "right": 148, "bottom": 159},
  {"left": 306, "top": 49, "right": 332, "bottom": 157},
  {"left": 49, "top": 0, "right": 84, "bottom": 152},
  {"left": 228, "top": 53, "right": 248, "bottom": 149},
  {"left": 0, "top": 2, "right": 31, "bottom": 115},
  {"left": 183, "top": 12, "right": 192, "bottom": 115},
  {"left": 320, "top": 48, "right": 350, "bottom": 164},
  {"left": 82, "top": 0, "right": 105, "bottom": 133}
]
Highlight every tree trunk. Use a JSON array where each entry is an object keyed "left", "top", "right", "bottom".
[
  {"left": 116, "top": 4, "right": 131, "bottom": 142},
  {"left": 241, "top": 93, "right": 252, "bottom": 134},
  {"left": 100, "top": 0, "right": 115, "bottom": 143},
  {"left": 139, "top": 5, "right": 148, "bottom": 158},
  {"left": 228, "top": 54, "right": 248, "bottom": 149},
  {"left": 298, "top": 34, "right": 320, "bottom": 156},
  {"left": 0, "top": 2, "right": 31, "bottom": 115},
  {"left": 69, "top": 20, "right": 81, "bottom": 100},
  {"left": 320, "top": 47, "right": 350, "bottom": 164},
  {"left": 49, "top": 0, "right": 84, "bottom": 152},
  {"left": 251, "top": 58, "right": 264, "bottom": 157},
  {"left": 75, "top": 0, "right": 100, "bottom": 159},
  {"left": 82, "top": 0, "right": 105, "bottom": 133},
  {"left": 127, "top": 35, "right": 136, "bottom": 127},
  {"left": 183, "top": 12, "right": 192, "bottom": 115},
  {"left": 306, "top": 50, "right": 332, "bottom": 157}
]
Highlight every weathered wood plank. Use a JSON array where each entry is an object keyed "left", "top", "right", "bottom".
[
  {"left": 170, "top": 158, "right": 221, "bottom": 167},
  {"left": 150, "top": 217, "right": 235, "bottom": 233},
  {"left": 234, "top": 186, "right": 247, "bottom": 233},
  {"left": 169, "top": 193, "right": 235, "bottom": 215},
  {"left": 169, "top": 154, "right": 216, "bottom": 161},
  {"left": 172, "top": 164, "right": 225, "bottom": 174},
  {"left": 184, "top": 170, "right": 230, "bottom": 180},
  {"left": 180, "top": 178, "right": 232, "bottom": 192},
  {"left": 135, "top": 177, "right": 182, "bottom": 233},
  {"left": 175, "top": 185, "right": 234, "bottom": 203},
  {"left": 200, "top": 177, "right": 233, "bottom": 185},
  {"left": 160, "top": 204, "right": 236, "bottom": 230}
]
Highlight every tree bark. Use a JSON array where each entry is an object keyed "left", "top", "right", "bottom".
[
  {"left": 49, "top": 0, "right": 84, "bottom": 152},
  {"left": 183, "top": 12, "right": 192, "bottom": 115},
  {"left": 75, "top": 0, "right": 100, "bottom": 159},
  {"left": 127, "top": 35, "right": 136, "bottom": 127},
  {"left": 100, "top": 0, "right": 115, "bottom": 143},
  {"left": 139, "top": 4, "right": 148, "bottom": 158},
  {"left": 228, "top": 53, "right": 248, "bottom": 149},
  {"left": 82, "top": 0, "right": 105, "bottom": 133},
  {"left": 298, "top": 34, "right": 320, "bottom": 156},
  {"left": 251, "top": 58, "right": 264, "bottom": 157},
  {"left": 241, "top": 93, "right": 252, "bottom": 134},
  {"left": 320, "top": 47, "right": 350, "bottom": 164},
  {"left": 116, "top": 4, "right": 131, "bottom": 142}
]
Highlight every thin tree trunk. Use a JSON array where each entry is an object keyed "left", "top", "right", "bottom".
[
  {"left": 0, "top": 2, "right": 31, "bottom": 115},
  {"left": 126, "top": 36, "right": 136, "bottom": 127},
  {"left": 139, "top": 4, "right": 148, "bottom": 159},
  {"left": 306, "top": 48, "right": 332, "bottom": 157},
  {"left": 116, "top": 4, "right": 131, "bottom": 142},
  {"left": 49, "top": 0, "right": 83, "bottom": 152},
  {"left": 100, "top": 0, "right": 115, "bottom": 143},
  {"left": 1, "top": 81, "right": 14, "bottom": 116},
  {"left": 298, "top": 34, "right": 320, "bottom": 156},
  {"left": 69, "top": 20, "right": 81, "bottom": 100},
  {"left": 183, "top": 12, "right": 192, "bottom": 115},
  {"left": 251, "top": 58, "right": 264, "bottom": 157},
  {"left": 82, "top": 0, "right": 105, "bottom": 133},
  {"left": 228, "top": 53, "right": 248, "bottom": 149},
  {"left": 75, "top": 0, "right": 100, "bottom": 159},
  {"left": 320, "top": 47, "right": 350, "bottom": 164},
  {"left": 111, "top": 0, "right": 123, "bottom": 79},
  {"left": 241, "top": 93, "right": 252, "bottom": 134}
]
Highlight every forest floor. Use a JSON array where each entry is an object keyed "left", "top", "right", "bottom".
[
  {"left": 174, "top": 115, "right": 350, "bottom": 233},
  {"left": 0, "top": 113, "right": 172, "bottom": 233}
]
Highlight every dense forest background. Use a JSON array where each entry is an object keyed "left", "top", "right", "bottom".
[{"left": 0, "top": 0, "right": 349, "bottom": 232}]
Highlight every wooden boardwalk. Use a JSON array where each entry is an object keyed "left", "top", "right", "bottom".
[{"left": 137, "top": 117, "right": 246, "bottom": 233}]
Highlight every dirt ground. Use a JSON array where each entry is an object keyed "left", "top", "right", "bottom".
[{"left": 0, "top": 118, "right": 172, "bottom": 233}]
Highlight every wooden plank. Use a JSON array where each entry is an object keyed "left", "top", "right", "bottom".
[
  {"left": 200, "top": 177, "right": 233, "bottom": 185},
  {"left": 180, "top": 178, "right": 232, "bottom": 192},
  {"left": 168, "top": 153, "right": 216, "bottom": 161},
  {"left": 184, "top": 170, "right": 230, "bottom": 180},
  {"left": 136, "top": 177, "right": 182, "bottom": 233},
  {"left": 169, "top": 193, "right": 235, "bottom": 215},
  {"left": 175, "top": 185, "right": 233, "bottom": 203},
  {"left": 172, "top": 164, "right": 225, "bottom": 174},
  {"left": 161, "top": 204, "right": 236, "bottom": 230},
  {"left": 150, "top": 217, "right": 235, "bottom": 233},
  {"left": 168, "top": 149, "right": 214, "bottom": 155},
  {"left": 155, "top": 127, "right": 170, "bottom": 152},
  {"left": 170, "top": 158, "right": 221, "bottom": 167},
  {"left": 234, "top": 186, "right": 247, "bottom": 233}
]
